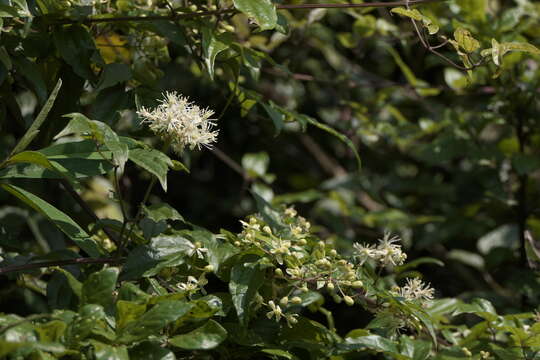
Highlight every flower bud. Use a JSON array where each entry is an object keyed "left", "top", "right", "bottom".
[
  {"left": 280, "top": 296, "right": 289, "bottom": 306},
  {"left": 263, "top": 226, "right": 272, "bottom": 234},
  {"left": 298, "top": 239, "right": 307, "bottom": 246},
  {"left": 344, "top": 296, "right": 355, "bottom": 306},
  {"left": 301, "top": 285, "right": 309, "bottom": 293},
  {"left": 203, "top": 264, "right": 214, "bottom": 272},
  {"left": 318, "top": 241, "right": 325, "bottom": 248},
  {"left": 274, "top": 268, "right": 284, "bottom": 277},
  {"left": 329, "top": 249, "right": 337, "bottom": 257},
  {"left": 234, "top": 241, "right": 241, "bottom": 247},
  {"left": 333, "top": 294, "right": 342, "bottom": 303},
  {"left": 326, "top": 282, "right": 335, "bottom": 291},
  {"left": 352, "top": 280, "right": 363, "bottom": 288},
  {"left": 291, "top": 296, "right": 302, "bottom": 304}
]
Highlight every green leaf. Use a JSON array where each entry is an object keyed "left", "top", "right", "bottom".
[
  {"left": 143, "top": 203, "right": 184, "bottom": 222},
  {"left": 234, "top": 0, "right": 277, "bottom": 30},
  {"left": 117, "top": 300, "right": 192, "bottom": 343},
  {"left": 81, "top": 267, "right": 119, "bottom": 311},
  {"left": 0, "top": 184, "right": 101, "bottom": 257},
  {"left": 202, "top": 27, "right": 230, "bottom": 80},
  {"left": 169, "top": 320, "right": 227, "bottom": 350},
  {"left": 91, "top": 341, "right": 129, "bottom": 360},
  {"left": 395, "top": 257, "right": 444, "bottom": 273},
  {"left": 340, "top": 334, "right": 399, "bottom": 354},
  {"left": 116, "top": 301, "right": 147, "bottom": 330},
  {"left": 477, "top": 224, "right": 520, "bottom": 255},
  {"left": 513, "top": 154, "right": 540, "bottom": 175},
  {"left": 96, "top": 63, "right": 132, "bottom": 92},
  {"left": 261, "top": 349, "right": 295, "bottom": 359},
  {"left": 54, "top": 268, "right": 83, "bottom": 300},
  {"left": 525, "top": 230, "right": 540, "bottom": 270},
  {"left": 399, "top": 335, "right": 432, "bottom": 360},
  {"left": 128, "top": 148, "right": 172, "bottom": 192},
  {"left": 11, "top": 56, "right": 48, "bottom": 104},
  {"left": 53, "top": 25, "right": 99, "bottom": 81},
  {"left": 129, "top": 341, "right": 175, "bottom": 360},
  {"left": 196, "top": 230, "right": 239, "bottom": 278},
  {"left": 390, "top": 7, "right": 423, "bottom": 21},
  {"left": 121, "top": 236, "right": 194, "bottom": 280},
  {"left": 302, "top": 115, "right": 362, "bottom": 170},
  {"left": 229, "top": 260, "right": 266, "bottom": 325},
  {"left": 242, "top": 152, "right": 270, "bottom": 178},
  {"left": 8, "top": 78, "right": 62, "bottom": 156},
  {"left": 58, "top": 113, "right": 129, "bottom": 171},
  {"left": 262, "top": 102, "right": 285, "bottom": 136}
]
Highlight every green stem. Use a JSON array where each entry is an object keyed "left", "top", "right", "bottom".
[{"left": 118, "top": 138, "right": 173, "bottom": 255}]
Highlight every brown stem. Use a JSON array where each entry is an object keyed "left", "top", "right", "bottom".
[
  {"left": 50, "top": 0, "right": 444, "bottom": 25},
  {"left": 0, "top": 257, "right": 124, "bottom": 275}
]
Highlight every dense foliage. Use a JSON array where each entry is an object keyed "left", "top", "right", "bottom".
[{"left": 1, "top": 0, "right": 540, "bottom": 359}]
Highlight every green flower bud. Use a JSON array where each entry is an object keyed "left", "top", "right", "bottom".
[
  {"left": 326, "top": 282, "right": 335, "bottom": 291},
  {"left": 291, "top": 296, "right": 302, "bottom": 304},
  {"left": 329, "top": 249, "right": 337, "bottom": 257},
  {"left": 275, "top": 268, "right": 284, "bottom": 277},
  {"left": 352, "top": 280, "right": 363, "bottom": 288},
  {"left": 280, "top": 296, "right": 289, "bottom": 306},
  {"left": 298, "top": 239, "right": 307, "bottom": 246},
  {"left": 203, "top": 264, "right": 214, "bottom": 272},
  {"left": 344, "top": 296, "right": 355, "bottom": 306}
]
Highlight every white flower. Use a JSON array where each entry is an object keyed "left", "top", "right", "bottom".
[
  {"left": 353, "top": 242, "right": 378, "bottom": 265},
  {"left": 266, "top": 301, "right": 283, "bottom": 322},
  {"left": 177, "top": 276, "right": 199, "bottom": 292},
  {"left": 376, "top": 232, "right": 407, "bottom": 266},
  {"left": 137, "top": 91, "right": 218, "bottom": 153},
  {"left": 395, "top": 278, "right": 435, "bottom": 301},
  {"left": 354, "top": 232, "right": 407, "bottom": 266}
]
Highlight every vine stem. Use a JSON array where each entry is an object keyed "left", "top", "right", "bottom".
[
  {"left": 52, "top": 0, "right": 443, "bottom": 25},
  {"left": 117, "top": 138, "right": 173, "bottom": 256},
  {"left": 0, "top": 257, "right": 124, "bottom": 276}
]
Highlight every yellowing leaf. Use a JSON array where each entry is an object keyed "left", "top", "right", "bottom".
[
  {"left": 95, "top": 34, "right": 131, "bottom": 64},
  {"left": 454, "top": 28, "right": 480, "bottom": 53}
]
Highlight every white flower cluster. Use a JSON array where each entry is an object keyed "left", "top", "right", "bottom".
[
  {"left": 353, "top": 232, "right": 407, "bottom": 266},
  {"left": 393, "top": 278, "right": 435, "bottom": 302},
  {"left": 137, "top": 91, "right": 218, "bottom": 153}
]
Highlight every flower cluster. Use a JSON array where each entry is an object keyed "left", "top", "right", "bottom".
[
  {"left": 137, "top": 91, "right": 218, "bottom": 153},
  {"left": 353, "top": 232, "right": 407, "bottom": 266},
  {"left": 392, "top": 278, "right": 435, "bottom": 302},
  {"left": 230, "top": 207, "right": 369, "bottom": 327}
]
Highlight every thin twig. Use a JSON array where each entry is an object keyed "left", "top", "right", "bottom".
[
  {"left": 211, "top": 146, "right": 250, "bottom": 181},
  {"left": 59, "top": 179, "right": 120, "bottom": 247},
  {"left": 0, "top": 257, "right": 124, "bottom": 275},
  {"left": 49, "top": 0, "right": 444, "bottom": 25}
]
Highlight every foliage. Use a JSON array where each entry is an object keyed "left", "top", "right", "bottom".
[{"left": 1, "top": 0, "right": 540, "bottom": 359}]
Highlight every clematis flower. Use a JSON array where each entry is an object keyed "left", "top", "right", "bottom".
[
  {"left": 266, "top": 300, "right": 283, "bottom": 322},
  {"left": 137, "top": 91, "right": 218, "bottom": 153}
]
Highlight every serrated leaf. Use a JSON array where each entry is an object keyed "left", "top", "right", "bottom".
[
  {"left": 169, "top": 320, "right": 227, "bottom": 350},
  {"left": 142, "top": 203, "right": 183, "bottom": 222},
  {"left": 391, "top": 7, "right": 423, "bottom": 21},
  {"left": 454, "top": 28, "right": 480, "bottom": 53},
  {"left": 128, "top": 148, "right": 172, "bottom": 192}
]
